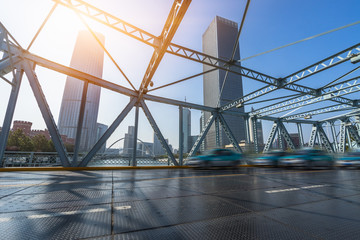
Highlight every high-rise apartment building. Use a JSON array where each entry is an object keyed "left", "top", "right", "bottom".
[
  {"left": 58, "top": 31, "right": 105, "bottom": 152},
  {"left": 202, "top": 16, "right": 246, "bottom": 149}
]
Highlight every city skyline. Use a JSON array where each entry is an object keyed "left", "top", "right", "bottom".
[{"left": 1, "top": 1, "right": 360, "bottom": 151}]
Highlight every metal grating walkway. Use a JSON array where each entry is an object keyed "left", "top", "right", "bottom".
[{"left": 1, "top": 168, "right": 360, "bottom": 239}]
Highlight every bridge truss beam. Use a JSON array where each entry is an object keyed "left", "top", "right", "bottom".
[
  {"left": 251, "top": 76, "right": 360, "bottom": 117},
  {"left": 222, "top": 43, "right": 360, "bottom": 111}
]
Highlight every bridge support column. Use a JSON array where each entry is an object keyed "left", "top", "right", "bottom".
[
  {"left": 330, "top": 122, "right": 338, "bottom": 152},
  {"left": 0, "top": 69, "right": 23, "bottom": 167},
  {"left": 338, "top": 121, "right": 346, "bottom": 153},
  {"left": 297, "top": 123, "right": 304, "bottom": 148},
  {"left": 251, "top": 117, "right": 259, "bottom": 153},
  {"left": 244, "top": 116, "right": 251, "bottom": 144},
  {"left": 179, "top": 106, "right": 183, "bottom": 166},
  {"left": 215, "top": 116, "right": 220, "bottom": 147},
  {"left": 131, "top": 103, "right": 139, "bottom": 166}
]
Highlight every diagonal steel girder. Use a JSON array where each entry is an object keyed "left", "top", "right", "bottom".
[
  {"left": 138, "top": 0, "right": 191, "bottom": 96},
  {"left": 317, "top": 124, "right": 334, "bottom": 153},
  {"left": 78, "top": 97, "right": 137, "bottom": 167},
  {"left": 140, "top": 99, "right": 179, "bottom": 166},
  {"left": 188, "top": 114, "right": 215, "bottom": 157},
  {"left": 221, "top": 43, "right": 360, "bottom": 111},
  {"left": 217, "top": 113, "right": 242, "bottom": 153},
  {"left": 251, "top": 76, "right": 360, "bottom": 117},
  {"left": 22, "top": 60, "right": 71, "bottom": 167}
]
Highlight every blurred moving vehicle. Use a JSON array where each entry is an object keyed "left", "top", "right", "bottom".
[
  {"left": 337, "top": 150, "right": 360, "bottom": 169},
  {"left": 278, "top": 148, "right": 334, "bottom": 169},
  {"left": 185, "top": 148, "right": 242, "bottom": 168},
  {"left": 252, "top": 150, "right": 287, "bottom": 167}
]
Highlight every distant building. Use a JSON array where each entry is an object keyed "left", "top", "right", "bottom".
[
  {"left": 58, "top": 30, "right": 105, "bottom": 152},
  {"left": 203, "top": 16, "right": 246, "bottom": 149},
  {"left": 141, "top": 142, "right": 154, "bottom": 156},
  {"left": 153, "top": 133, "right": 163, "bottom": 156},
  {"left": 123, "top": 126, "right": 135, "bottom": 156},
  {"left": 30, "top": 129, "right": 50, "bottom": 140},
  {"left": 153, "top": 132, "right": 171, "bottom": 156},
  {"left": 289, "top": 133, "right": 300, "bottom": 148},
  {"left": 11, "top": 120, "right": 73, "bottom": 144},
  {"left": 13, "top": 121, "right": 32, "bottom": 136}
]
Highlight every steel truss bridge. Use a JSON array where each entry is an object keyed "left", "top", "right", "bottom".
[{"left": 0, "top": 0, "right": 360, "bottom": 167}]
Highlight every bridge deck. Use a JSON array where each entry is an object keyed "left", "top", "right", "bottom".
[{"left": 1, "top": 167, "right": 360, "bottom": 239}]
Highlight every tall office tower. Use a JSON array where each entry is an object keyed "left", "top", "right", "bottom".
[
  {"left": 202, "top": 16, "right": 246, "bottom": 149},
  {"left": 123, "top": 126, "right": 135, "bottom": 156},
  {"left": 58, "top": 31, "right": 105, "bottom": 152},
  {"left": 182, "top": 108, "right": 191, "bottom": 152}
]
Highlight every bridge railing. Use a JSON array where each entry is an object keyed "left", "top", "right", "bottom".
[
  {"left": 2, "top": 152, "right": 173, "bottom": 167},
  {"left": 2, "top": 151, "right": 61, "bottom": 167}
]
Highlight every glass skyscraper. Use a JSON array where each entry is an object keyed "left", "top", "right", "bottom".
[
  {"left": 202, "top": 16, "right": 246, "bottom": 149},
  {"left": 58, "top": 31, "right": 105, "bottom": 152}
]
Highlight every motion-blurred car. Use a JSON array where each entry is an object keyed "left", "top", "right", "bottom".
[
  {"left": 337, "top": 150, "right": 360, "bottom": 168},
  {"left": 185, "top": 148, "right": 242, "bottom": 168},
  {"left": 252, "top": 150, "right": 287, "bottom": 167},
  {"left": 278, "top": 148, "right": 334, "bottom": 169}
]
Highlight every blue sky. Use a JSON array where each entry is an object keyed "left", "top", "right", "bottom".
[{"left": 1, "top": 0, "right": 360, "bottom": 150}]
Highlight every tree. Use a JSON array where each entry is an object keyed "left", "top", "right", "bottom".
[
  {"left": 7, "top": 129, "right": 34, "bottom": 151},
  {"left": 32, "top": 134, "right": 52, "bottom": 152}
]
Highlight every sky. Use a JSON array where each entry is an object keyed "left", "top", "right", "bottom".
[{"left": 1, "top": 0, "right": 360, "bottom": 151}]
